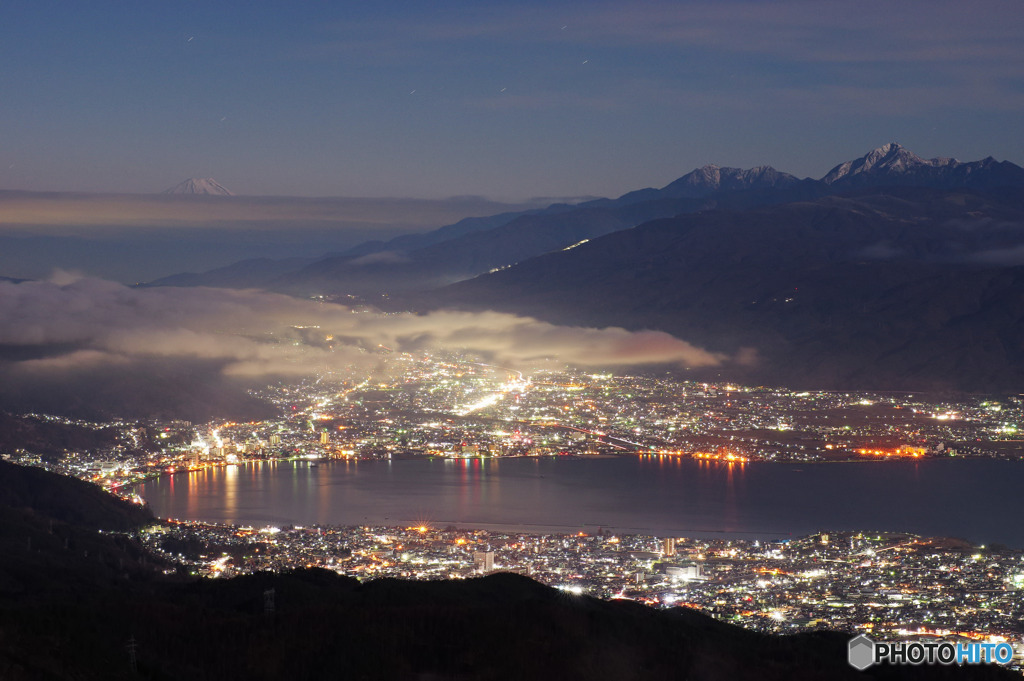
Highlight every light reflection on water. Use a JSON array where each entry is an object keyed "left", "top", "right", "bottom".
[{"left": 137, "top": 456, "right": 1024, "bottom": 547}]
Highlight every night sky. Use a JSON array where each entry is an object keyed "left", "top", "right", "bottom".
[{"left": 2, "top": 0, "right": 1022, "bottom": 200}]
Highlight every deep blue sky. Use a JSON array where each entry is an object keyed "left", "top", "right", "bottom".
[{"left": 2, "top": 0, "right": 1022, "bottom": 200}]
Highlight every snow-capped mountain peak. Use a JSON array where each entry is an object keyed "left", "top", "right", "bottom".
[
  {"left": 163, "top": 178, "right": 234, "bottom": 196},
  {"left": 822, "top": 143, "right": 964, "bottom": 185},
  {"left": 659, "top": 164, "right": 799, "bottom": 198}
]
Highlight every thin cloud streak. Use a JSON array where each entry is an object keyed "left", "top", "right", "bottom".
[
  {"left": 306, "top": 0, "right": 1024, "bottom": 122},
  {"left": 0, "top": 193, "right": 537, "bottom": 231},
  {"left": 577, "top": 1, "right": 1023, "bottom": 64},
  {"left": 316, "top": 1, "right": 1023, "bottom": 68}
]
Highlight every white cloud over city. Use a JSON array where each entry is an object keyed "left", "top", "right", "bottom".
[{"left": 0, "top": 276, "right": 730, "bottom": 418}]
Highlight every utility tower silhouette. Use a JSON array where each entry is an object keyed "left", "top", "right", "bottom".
[
  {"left": 264, "top": 588, "right": 276, "bottom": 616},
  {"left": 126, "top": 635, "right": 138, "bottom": 673}
]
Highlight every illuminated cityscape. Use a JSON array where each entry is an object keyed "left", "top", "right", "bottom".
[
  {"left": 135, "top": 520, "right": 1024, "bottom": 666},
  {"left": 3, "top": 349, "right": 1023, "bottom": 668},
  {"left": 7, "top": 349, "right": 1021, "bottom": 493},
  {"left": 3, "top": 4, "right": 1024, "bottom": 676},
  {"left": 2, "top": 345, "right": 1022, "bottom": 673}
]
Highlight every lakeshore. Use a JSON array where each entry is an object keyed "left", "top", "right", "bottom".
[{"left": 136, "top": 455, "right": 1024, "bottom": 549}]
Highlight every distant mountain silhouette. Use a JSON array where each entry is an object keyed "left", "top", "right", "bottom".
[
  {"left": 145, "top": 163, "right": 812, "bottom": 295},
  {"left": 269, "top": 198, "right": 706, "bottom": 296},
  {"left": 146, "top": 256, "right": 320, "bottom": 289}
]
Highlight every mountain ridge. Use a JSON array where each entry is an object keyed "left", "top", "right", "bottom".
[
  {"left": 822, "top": 143, "right": 1024, "bottom": 189},
  {"left": 659, "top": 164, "right": 801, "bottom": 198},
  {"left": 145, "top": 144, "right": 1024, "bottom": 295},
  {"left": 429, "top": 186, "right": 1024, "bottom": 392}
]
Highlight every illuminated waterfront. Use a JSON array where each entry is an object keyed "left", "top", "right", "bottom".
[{"left": 137, "top": 456, "right": 1024, "bottom": 548}]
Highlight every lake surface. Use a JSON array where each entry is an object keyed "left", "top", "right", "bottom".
[{"left": 136, "top": 456, "right": 1024, "bottom": 547}]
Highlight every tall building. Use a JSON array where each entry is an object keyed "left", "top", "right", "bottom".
[
  {"left": 320, "top": 430, "right": 329, "bottom": 445},
  {"left": 472, "top": 550, "right": 494, "bottom": 573},
  {"left": 663, "top": 537, "right": 676, "bottom": 557}
]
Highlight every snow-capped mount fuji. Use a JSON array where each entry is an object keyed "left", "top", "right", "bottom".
[
  {"left": 821, "top": 143, "right": 1024, "bottom": 189},
  {"left": 163, "top": 178, "right": 234, "bottom": 196}
]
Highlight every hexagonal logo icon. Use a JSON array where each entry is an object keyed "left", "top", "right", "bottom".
[{"left": 848, "top": 634, "right": 875, "bottom": 670}]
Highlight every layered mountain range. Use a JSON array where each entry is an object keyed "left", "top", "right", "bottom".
[
  {"left": 146, "top": 160, "right": 828, "bottom": 293},
  {"left": 437, "top": 187, "right": 1024, "bottom": 391},
  {"left": 150, "top": 144, "right": 1023, "bottom": 295},
  {"left": 147, "top": 144, "right": 1024, "bottom": 391}
]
